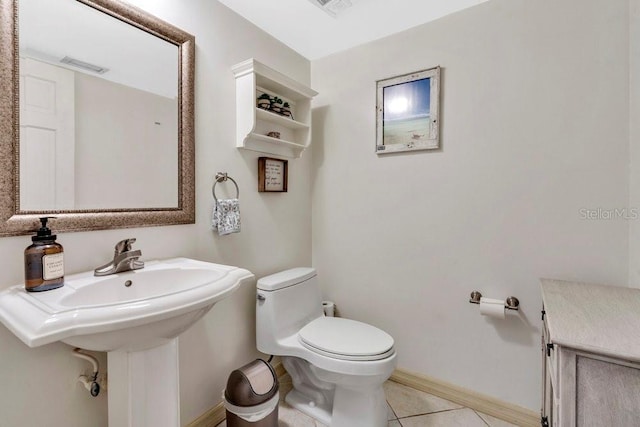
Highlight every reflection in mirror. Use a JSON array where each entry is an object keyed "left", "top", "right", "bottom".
[
  {"left": 0, "top": 0, "right": 194, "bottom": 236},
  {"left": 19, "top": 0, "right": 179, "bottom": 211}
]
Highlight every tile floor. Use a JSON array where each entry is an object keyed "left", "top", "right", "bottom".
[{"left": 216, "top": 375, "right": 517, "bottom": 427}]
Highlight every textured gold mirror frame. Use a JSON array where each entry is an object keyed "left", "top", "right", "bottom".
[{"left": 0, "top": 0, "right": 195, "bottom": 236}]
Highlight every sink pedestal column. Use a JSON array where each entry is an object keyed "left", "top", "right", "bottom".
[{"left": 107, "top": 338, "right": 180, "bottom": 427}]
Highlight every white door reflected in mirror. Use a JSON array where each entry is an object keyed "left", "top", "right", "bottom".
[{"left": 20, "top": 57, "right": 75, "bottom": 210}]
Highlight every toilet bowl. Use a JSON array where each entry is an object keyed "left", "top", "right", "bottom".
[{"left": 256, "top": 268, "right": 397, "bottom": 427}]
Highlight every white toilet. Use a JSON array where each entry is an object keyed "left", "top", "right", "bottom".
[{"left": 256, "top": 268, "right": 397, "bottom": 427}]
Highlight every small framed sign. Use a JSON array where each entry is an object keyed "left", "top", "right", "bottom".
[{"left": 258, "top": 157, "right": 288, "bottom": 192}]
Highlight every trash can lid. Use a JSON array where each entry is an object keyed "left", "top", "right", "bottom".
[{"left": 225, "top": 359, "right": 278, "bottom": 407}]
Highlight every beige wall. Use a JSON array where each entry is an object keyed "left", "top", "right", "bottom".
[
  {"left": 629, "top": 0, "right": 640, "bottom": 287},
  {"left": 160, "top": 0, "right": 313, "bottom": 423},
  {"left": 0, "top": 1, "right": 311, "bottom": 426},
  {"left": 74, "top": 72, "right": 179, "bottom": 210},
  {"left": 311, "top": 0, "right": 629, "bottom": 411}
]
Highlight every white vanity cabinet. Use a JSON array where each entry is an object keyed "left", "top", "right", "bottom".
[
  {"left": 540, "top": 279, "right": 640, "bottom": 427},
  {"left": 232, "top": 59, "right": 318, "bottom": 158}
]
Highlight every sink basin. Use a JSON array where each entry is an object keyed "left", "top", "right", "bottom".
[
  {"left": 0, "top": 256, "right": 254, "bottom": 427},
  {"left": 0, "top": 257, "right": 253, "bottom": 351},
  {"left": 60, "top": 267, "right": 225, "bottom": 307}
]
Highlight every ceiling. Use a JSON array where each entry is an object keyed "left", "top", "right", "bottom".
[
  {"left": 217, "top": 0, "right": 489, "bottom": 60},
  {"left": 21, "top": 0, "right": 177, "bottom": 98}
]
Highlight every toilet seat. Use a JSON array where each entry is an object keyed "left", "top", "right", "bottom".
[{"left": 298, "top": 317, "right": 395, "bottom": 361}]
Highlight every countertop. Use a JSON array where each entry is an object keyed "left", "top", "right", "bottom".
[{"left": 541, "top": 279, "right": 640, "bottom": 362}]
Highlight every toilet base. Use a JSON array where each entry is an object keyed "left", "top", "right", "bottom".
[
  {"left": 282, "top": 356, "right": 389, "bottom": 427},
  {"left": 285, "top": 389, "right": 332, "bottom": 426},
  {"left": 286, "top": 383, "right": 388, "bottom": 427},
  {"left": 330, "top": 383, "right": 387, "bottom": 427}
]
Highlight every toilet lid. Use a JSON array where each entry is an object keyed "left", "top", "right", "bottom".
[{"left": 298, "top": 317, "right": 394, "bottom": 361}]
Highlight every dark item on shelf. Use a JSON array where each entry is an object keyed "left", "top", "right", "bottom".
[
  {"left": 257, "top": 93, "right": 271, "bottom": 110},
  {"left": 281, "top": 102, "right": 293, "bottom": 120},
  {"left": 269, "top": 96, "right": 284, "bottom": 114}
]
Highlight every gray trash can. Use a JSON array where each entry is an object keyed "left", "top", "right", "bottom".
[{"left": 223, "top": 359, "right": 279, "bottom": 427}]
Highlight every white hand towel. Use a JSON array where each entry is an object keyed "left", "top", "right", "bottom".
[{"left": 212, "top": 198, "right": 241, "bottom": 235}]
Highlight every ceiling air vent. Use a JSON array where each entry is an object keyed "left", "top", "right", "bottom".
[
  {"left": 307, "top": 0, "right": 354, "bottom": 17},
  {"left": 60, "top": 56, "right": 109, "bottom": 74}
]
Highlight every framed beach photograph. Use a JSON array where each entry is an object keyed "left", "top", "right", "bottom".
[{"left": 376, "top": 66, "right": 440, "bottom": 154}]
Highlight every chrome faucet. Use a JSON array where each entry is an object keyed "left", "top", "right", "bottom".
[{"left": 94, "top": 238, "right": 144, "bottom": 276}]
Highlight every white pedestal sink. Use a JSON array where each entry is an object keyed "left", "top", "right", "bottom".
[{"left": 0, "top": 257, "right": 253, "bottom": 427}]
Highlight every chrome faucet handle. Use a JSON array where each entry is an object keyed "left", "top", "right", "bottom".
[
  {"left": 94, "top": 238, "right": 143, "bottom": 276},
  {"left": 114, "top": 238, "right": 137, "bottom": 254},
  {"left": 114, "top": 249, "right": 142, "bottom": 262}
]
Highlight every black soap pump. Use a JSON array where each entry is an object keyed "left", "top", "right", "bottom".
[{"left": 24, "top": 217, "right": 64, "bottom": 292}]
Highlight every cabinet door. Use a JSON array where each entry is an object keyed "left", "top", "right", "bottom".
[
  {"left": 544, "top": 356, "right": 560, "bottom": 426},
  {"left": 575, "top": 355, "right": 640, "bottom": 427},
  {"left": 542, "top": 316, "right": 559, "bottom": 427},
  {"left": 542, "top": 331, "right": 552, "bottom": 425},
  {"left": 542, "top": 360, "right": 555, "bottom": 426}
]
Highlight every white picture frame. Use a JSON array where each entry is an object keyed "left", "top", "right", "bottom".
[{"left": 376, "top": 66, "right": 441, "bottom": 154}]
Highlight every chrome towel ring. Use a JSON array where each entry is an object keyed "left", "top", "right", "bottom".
[{"left": 212, "top": 172, "right": 239, "bottom": 202}]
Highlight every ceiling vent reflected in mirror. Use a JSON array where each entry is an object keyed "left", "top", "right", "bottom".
[
  {"left": 307, "top": 0, "right": 355, "bottom": 17},
  {"left": 60, "top": 56, "right": 109, "bottom": 74}
]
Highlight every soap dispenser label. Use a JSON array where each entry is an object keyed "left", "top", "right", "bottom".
[{"left": 43, "top": 253, "right": 64, "bottom": 280}]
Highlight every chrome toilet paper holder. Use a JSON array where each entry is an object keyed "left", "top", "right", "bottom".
[{"left": 469, "top": 291, "right": 520, "bottom": 311}]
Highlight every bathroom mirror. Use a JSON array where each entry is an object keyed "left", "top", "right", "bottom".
[{"left": 0, "top": 0, "right": 195, "bottom": 236}]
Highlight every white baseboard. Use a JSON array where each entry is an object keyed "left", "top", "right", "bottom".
[
  {"left": 273, "top": 361, "right": 286, "bottom": 378},
  {"left": 188, "top": 364, "right": 539, "bottom": 427},
  {"left": 390, "top": 368, "right": 539, "bottom": 427},
  {"left": 185, "top": 401, "right": 226, "bottom": 427}
]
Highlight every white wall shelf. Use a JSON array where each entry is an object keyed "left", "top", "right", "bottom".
[
  {"left": 255, "top": 108, "right": 309, "bottom": 130},
  {"left": 232, "top": 59, "right": 318, "bottom": 158}
]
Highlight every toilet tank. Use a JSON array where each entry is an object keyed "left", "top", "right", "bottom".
[{"left": 256, "top": 268, "right": 323, "bottom": 355}]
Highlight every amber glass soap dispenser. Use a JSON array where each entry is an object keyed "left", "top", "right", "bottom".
[{"left": 24, "top": 217, "right": 64, "bottom": 292}]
